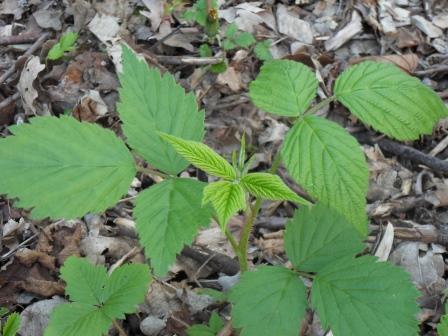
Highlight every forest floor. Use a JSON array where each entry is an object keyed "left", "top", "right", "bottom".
[{"left": 1, "top": 0, "right": 448, "bottom": 335}]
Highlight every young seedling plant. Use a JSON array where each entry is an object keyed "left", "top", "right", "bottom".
[{"left": 0, "top": 44, "right": 446, "bottom": 335}]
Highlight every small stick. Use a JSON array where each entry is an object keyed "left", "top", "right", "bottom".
[
  {"left": 112, "top": 320, "right": 128, "bottom": 336},
  {"left": 0, "top": 32, "right": 50, "bottom": 85},
  {"left": 0, "top": 32, "right": 41, "bottom": 46},
  {"left": 156, "top": 55, "right": 224, "bottom": 65},
  {"left": 0, "top": 92, "right": 20, "bottom": 111},
  {"left": 108, "top": 247, "right": 142, "bottom": 274}
]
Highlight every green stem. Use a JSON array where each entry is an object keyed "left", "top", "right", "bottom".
[
  {"left": 304, "top": 95, "right": 336, "bottom": 116},
  {"left": 237, "top": 198, "right": 262, "bottom": 272},
  {"left": 269, "top": 151, "right": 282, "bottom": 174},
  {"left": 136, "top": 165, "right": 169, "bottom": 179},
  {"left": 224, "top": 228, "right": 239, "bottom": 253}
]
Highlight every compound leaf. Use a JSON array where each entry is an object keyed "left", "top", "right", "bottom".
[
  {"left": 312, "top": 256, "right": 419, "bottom": 336},
  {"left": 284, "top": 203, "right": 364, "bottom": 273},
  {"left": 134, "top": 178, "right": 212, "bottom": 276},
  {"left": 2, "top": 313, "right": 21, "bottom": 336},
  {"left": 282, "top": 115, "right": 369, "bottom": 235},
  {"left": 160, "top": 133, "right": 236, "bottom": 180},
  {"left": 249, "top": 60, "right": 318, "bottom": 117},
  {"left": 118, "top": 45, "right": 205, "bottom": 175},
  {"left": 335, "top": 61, "right": 448, "bottom": 141},
  {"left": 241, "top": 173, "right": 311, "bottom": 205},
  {"left": 0, "top": 116, "right": 136, "bottom": 220},
  {"left": 230, "top": 266, "right": 307, "bottom": 336},
  {"left": 203, "top": 181, "right": 246, "bottom": 229},
  {"left": 45, "top": 257, "right": 150, "bottom": 336}
]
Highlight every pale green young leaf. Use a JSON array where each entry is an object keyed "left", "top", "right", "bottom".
[
  {"left": 0, "top": 116, "right": 136, "bottom": 220},
  {"left": 234, "top": 32, "right": 256, "bottom": 48},
  {"left": 249, "top": 60, "right": 318, "bottom": 116},
  {"left": 134, "top": 178, "right": 212, "bottom": 276},
  {"left": 438, "top": 313, "right": 448, "bottom": 336},
  {"left": 312, "top": 256, "right": 419, "bottom": 336},
  {"left": 118, "top": 45, "right": 205, "bottom": 175},
  {"left": 203, "top": 181, "right": 246, "bottom": 229},
  {"left": 282, "top": 115, "right": 369, "bottom": 235},
  {"left": 2, "top": 313, "right": 20, "bottom": 336},
  {"left": 45, "top": 257, "right": 150, "bottom": 336},
  {"left": 335, "top": 61, "right": 448, "bottom": 141},
  {"left": 254, "top": 40, "right": 273, "bottom": 61},
  {"left": 241, "top": 173, "right": 311, "bottom": 205},
  {"left": 223, "top": 39, "right": 236, "bottom": 51},
  {"left": 160, "top": 133, "right": 236, "bottom": 180},
  {"left": 47, "top": 32, "right": 78, "bottom": 60},
  {"left": 284, "top": 203, "right": 364, "bottom": 273},
  {"left": 230, "top": 266, "right": 307, "bottom": 336}
]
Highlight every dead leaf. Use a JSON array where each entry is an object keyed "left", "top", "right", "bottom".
[
  {"left": 217, "top": 67, "right": 243, "bottom": 92},
  {"left": 325, "top": 11, "right": 363, "bottom": 51},
  {"left": 18, "top": 56, "right": 45, "bottom": 115},
  {"left": 277, "top": 4, "right": 313, "bottom": 44},
  {"left": 73, "top": 90, "right": 108, "bottom": 122},
  {"left": 349, "top": 54, "right": 419, "bottom": 73}
]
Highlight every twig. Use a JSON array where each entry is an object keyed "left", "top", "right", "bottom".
[
  {"left": 0, "top": 92, "right": 20, "bottom": 112},
  {"left": 355, "top": 132, "right": 448, "bottom": 174},
  {"left": 0, "top": 232, "right": 39, "bottom": 261},
  {"left": 155, "top": 55, "right": 225, "bottom": 65},
  {"left": 181, "top": 246, "right": 240, "bottom": 275},
  {"left": 0, "top": 32, "right": 50, "bottom": 85},
  {"left": 0, "top": 32, "right": 41, "bottom": 46},
  {"left": 112, "top": 320, "right": 128, "bottom": 336},
  {"left": 108, "top": 247, "right": 142, "bottom": 274}
]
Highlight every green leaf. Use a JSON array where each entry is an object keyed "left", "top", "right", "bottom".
[
  {"left": 230, "top": 266, "right": 307, "bottom": 336},
  {"left": 45, "top": 257, "right": 150, "bottom": 336},
  {"left": 225, "top": 23, "right": 238, "bottom": 38},
  {"left": 0, "top": 116, "right": 136, "bottom": 220},
  {"left": 210, "top": 61, "right": 227, "bottom": 74},
  {"left": 234, "top": 32, "right": 256, "bottom": 48},
  {"left": 241, "top": 173, "right": 311, "bottom": 205},
  {"left": 199, "top": 44, "right": 213, "bottom": 57},
  {"left": 222, "top": 39, "right": 236, "bottom": 51},
  {"left": 0, "top": 307, "right": 8, "bottom": 317},
  {"left": 282, "top": 115, "right": 369, "bottom": 235},
  {"left": 118, "top": 45, "right": 205, "bottom": 175},
  {"left": 203, "top": 181, "right": 246, "bottom": 229},
  {"left": 254, "top": 40, "right": 273, "bottom": 61},
  {"left": 249, "top": 60, "right": 318, "bottom": 117},
  {"left": 312, "top": 256, "right": 419, "bottom": 336},
  {"left": 160, "top": 133, "right": 236, "bottom": 180},
  {"left": 45, "top": 303, "right": 111, "bottom": 336},
  {"left": 284, "top": 203, "right": 364, "bottom": 273},
  {"left": 59, "top": 32, "right": 78, "bottom": 50},
  {"left": 47, "top": 32, "right": 78, "bottom": 60},
  {"left": 438, "top": 313, "right": 448, "bottom": 336},
  {"left": 2, "top": 313, "right": 20, "bottom": 336},
  {"left": 187, "top": 312, "right": 223, "bottom": 336},
  {"left": 134, "top": 178, "right": 212, "bottom": 276},
  {"left": 335, "top": 61, "right": 448, "bottom": 141}
]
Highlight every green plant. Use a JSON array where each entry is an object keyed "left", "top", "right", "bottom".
[
  {"left": 0, "top": 46, "right": 446, "bottom": 335},
  {"left": 47, "top": 32, "right": 78, "bottom": 61},
  {"left": 222, "top": 23, "right": 256, "bottom": 51},
  {"left": 184, "top": 0, "right": 219, "bottom": 39},
  {"left": 0, "top": 308, "right": 21, "bottom": 336},
  {"left": 45, "top": 256, "right": 150, "bottom": 336},
  {"left": 187, "top": 312, "right": 224, "bottom": 336}
]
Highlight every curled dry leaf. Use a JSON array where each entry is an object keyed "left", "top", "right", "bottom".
[
  {"left": 18, "top": 56, "right": 45, "bottom": 115},
  {"left": 349, "top": 54, "right": 420, "bottom": 73}
]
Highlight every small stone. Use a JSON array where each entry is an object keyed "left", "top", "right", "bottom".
[{"left": 140, "top": 316, "right": 166, "bottom": 336}]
